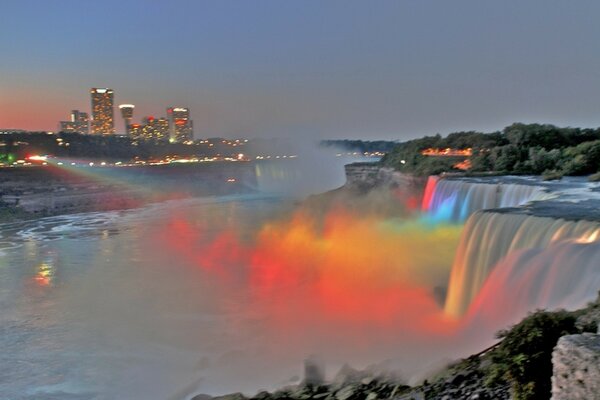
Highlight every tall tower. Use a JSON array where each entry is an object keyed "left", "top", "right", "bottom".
[
  {"left": 90, "top": 88, "right": 115, "bottom": 134},
  {"left": 167, "top": 107, "right": 193, "bottom": 143},
  {"left": 119, "top": 104, "right": 135, "bottom": 135}
]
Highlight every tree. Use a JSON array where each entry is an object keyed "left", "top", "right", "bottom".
[{"left": 486, "top": 310, "right": 579, "bottom": 400}]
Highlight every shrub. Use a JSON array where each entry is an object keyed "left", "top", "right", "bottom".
[
  {"left": 485, "top": 310, "right": 579, "bottom": 400},
  {"left": 541, "top": 170, "right": 563, "bottom": 181}
]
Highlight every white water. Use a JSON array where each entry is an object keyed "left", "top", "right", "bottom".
[
  {"left": 467, "top": 238, "right": 600, "bottom": 326},
  {"left": 445, "top": 211, "right": 600, "bottom": 317},
  {"left": 423, "top": 177, "right": 551, "bottom": 222}
]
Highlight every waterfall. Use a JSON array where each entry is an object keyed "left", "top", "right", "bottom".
[
  {"left": 421, "top": 176, "right": 550, "bottom": 222},
  {"left": 466, "top": 238, "right": 600, "bottom": 328},
  {"left": 444, "top": 211, "right": 600, "bottom": 317}
]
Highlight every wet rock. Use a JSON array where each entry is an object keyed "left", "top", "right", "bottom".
[
  {"left": 191, "top": 395, "right": 213, "bottom": 400},
  {"left": 332, "top": 364, "right": 365, "bottom": 389},
  {"left": 335, "top": 385, "right": 359, "bottom": 400},
  {"left": 253, "top": 391, "right": 272, "bottom": 400},
  {"left": 213, "top": 393, "right": 247, "bottom": 400},
  {"left": 303, "top": 356, "right": 325, "bottom": 387},
  {"left": 365, "top": 392, "right": 377, "bottom": 400}
]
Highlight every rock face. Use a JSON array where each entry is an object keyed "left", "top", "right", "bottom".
[
  {"left": 552, "top": 333, "right": 600, "bottom": 399},
  {"left": 343, "top": 163, "right": 425, "bottom": 192}
]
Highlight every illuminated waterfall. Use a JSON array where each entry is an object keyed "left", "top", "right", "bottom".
[
  {"left": 444, "top": 211, "right": 600, "bottom": 317},
  {"left": 421, "top": 176, "right": 550, "bottom": 222},
  {"left": 467, "top": 238, "right": 600, "bottom": 325}
]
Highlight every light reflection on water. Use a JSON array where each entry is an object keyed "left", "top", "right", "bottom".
[
  {"left": 0, "top": 190, "right": 465, "bottom": 400},
  {"left": 0, "top": 195, "right": 289, "bottom": 400}
]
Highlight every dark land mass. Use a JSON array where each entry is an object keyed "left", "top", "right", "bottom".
[{"left": 0, "top": 162, "right": 258, "bottom": 221}]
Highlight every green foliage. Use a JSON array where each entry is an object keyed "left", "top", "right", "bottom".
[
  {"left": 381, "top": 123, "right": 600, "bottom": 177},
  {"left": 485, "top": 310, "right": 580, "bottom": 400},
  {"left": 561, "top": 140, "right": 600, "bottom": 175},
  {"left": 490, "top": 144, "right": 522, "bottom": 173},
  {"left": 588, "top": 171, "right": 600, "bottom": 182},
  {"left": 541, "top": 170, "right": 563, "bottom": 181}
]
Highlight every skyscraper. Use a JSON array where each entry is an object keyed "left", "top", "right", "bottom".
[
  {"left": 90, "top": 88, "right": 115, "bottom": 134},
  {"left": 129, "top": 123, "right": 143, "bottom": 142},
  {"left": 167, "top": 107, "right": 193, "bottom": 143},
  {"left": 119, "top": 104, "right": 135, "bottom": 135},
  {"left": 59, "top": 110, "right": 89, "bottom": 134},
  {"left": 140, "top": 116, "right": 169, "bottom": 142}
]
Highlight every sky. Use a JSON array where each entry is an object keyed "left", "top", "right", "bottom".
[{"left": 2, "top": 0, "right": 600, "bottom": 140}]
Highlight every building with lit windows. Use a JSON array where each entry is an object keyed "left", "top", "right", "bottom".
[
  {"left": 59, "top": 110, "right": 89, "bottom": 134},
  {"left": 167, "top": 107, "right": 193, "bottom": 143},
  {"left": 129, "top": 123, "right": 143, "bottom": 142},
  {"left": 90, "top": 88, "right": 115, "bottom": 134},
  {"left": 141, "top": 116, "right": 170, "bottom": 142},
  {"left": 118, "top": 104, "right": 135, "bottom": 136},
  {"left": 155, "top": 117, "right": 169, "bottom": 141}
]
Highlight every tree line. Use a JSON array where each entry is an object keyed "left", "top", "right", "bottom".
[{"left": 381, "top": 123, "right": 600, "bottom": 178}]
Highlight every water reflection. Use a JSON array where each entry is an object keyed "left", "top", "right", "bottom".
[{"left": 34, "top": 262, "right": 54, "bottom": 287}]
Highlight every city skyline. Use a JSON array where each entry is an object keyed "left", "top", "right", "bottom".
[
  {"left": 55, "top": 88, "right": 194, "bottom": 142},
  {"left": 3, "top": 1, "right": 600, "bottom": 140}
]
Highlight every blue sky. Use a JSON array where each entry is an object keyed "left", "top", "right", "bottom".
[{"left": 2, "top": 0, "right": 600, "bottom": 139}]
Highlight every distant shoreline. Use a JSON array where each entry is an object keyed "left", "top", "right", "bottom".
[{"left": 0, "top": 162, "right": 259, "bottom": 223}]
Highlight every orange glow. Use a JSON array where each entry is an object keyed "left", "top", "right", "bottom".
[
  {"left": 421, "top": 148, "right": 472, "bottom": 157},
  {"left": 453, "top": 159, "right": 472, "bottom": 170},
  {"left": 157, "top": 208, "right": 463, "bottom": 336},
  {"left": 33, "top": 263, "right": 54, "bottom": 286}
]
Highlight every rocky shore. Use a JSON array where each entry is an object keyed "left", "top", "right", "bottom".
[
  {"left": 191, "top": 295, "right": 600, "bottom": 400},
  {"left": 191, "top": 356, "right": 510, "bottom": 400}
]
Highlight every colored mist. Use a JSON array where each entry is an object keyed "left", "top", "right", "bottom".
[
  {"left": 4, "top": 162, "right": 600, "bottom": 399},
  {"left": 0, "top": 195, "right": 472, "bottom": 399}
]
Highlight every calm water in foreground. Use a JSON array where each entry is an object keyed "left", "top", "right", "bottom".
[{"left": 1, "top": 195, "right": 300, "bottom": 399}]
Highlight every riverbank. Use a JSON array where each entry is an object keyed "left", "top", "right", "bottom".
[{"left": 0, "top": 162, "right": 257, "bottom": 222}]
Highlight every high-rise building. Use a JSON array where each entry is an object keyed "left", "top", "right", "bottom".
[
  {"left": 155, "top": 117, "right": 169, "bottom": 141},
  {"left": 129, "top": 123, "right": 143, "bottom": 142},
  {"left": 167, "top": 107, "right": 193, "bottom": 143},
  {"left": 141, "top": 116, "right": 170, "bottom": 142},
  {"left": 119, "top": 104, "right": 135, "bottom": 135},
  {"left": 59, "top": 110, "right": 89, "bottom": 134},
  {"left": 90, "top": 88, "right": 115, "bottom": 134}
]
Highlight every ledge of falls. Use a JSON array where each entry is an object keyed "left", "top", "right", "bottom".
[{"left": 435, "top": 175, "right": 600, "bottom": 318}]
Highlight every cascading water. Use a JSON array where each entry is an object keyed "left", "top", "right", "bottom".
[
  {"left": 444, "top": 211, "right": 600, "bottom": 317},
  {"left": 421, "top": 175, "right": 600, "bottom": 319},
  {"left": 421, "top": 176, "right": 551, "bottom": 223},
  {"left": 466, "top": 237, "right": 600, "bottom": 327}
]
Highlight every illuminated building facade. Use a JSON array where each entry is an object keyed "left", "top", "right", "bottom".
[
  {"left": 59, "top": 110, "right": 89, "bottom": 134},
  {"left": 155, "top": 117, "right": 169, "bottom": 141},
  {"left": 90, "top": 88, "right": 115, "bottom": 135},
  {"left": 129, "top": 123, "right": 143, "bottom": 142},
  {"left": 119, "top": 104, "right": 135, "bottom": 135},
  {"left": 141, "top": 116, "right": 170, "bottom": 142},
  {"left": 167, "top": 107, "right": 193, "bottom": 143}
]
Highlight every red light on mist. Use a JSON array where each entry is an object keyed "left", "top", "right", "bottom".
[
  {"left": 156, "top": 208, "right": 463, "bottom": 339},
  {"left": 421, "top": 176, "right": 438, "bottom": 211}
]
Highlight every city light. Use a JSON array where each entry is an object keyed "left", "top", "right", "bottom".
[{"left": 27, "top": 155, "right": 48, "bottom": 161}]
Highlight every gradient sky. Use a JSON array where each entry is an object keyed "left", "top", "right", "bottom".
[{"left": 2, "top": 0, "right": 600, "bottom": 139}]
